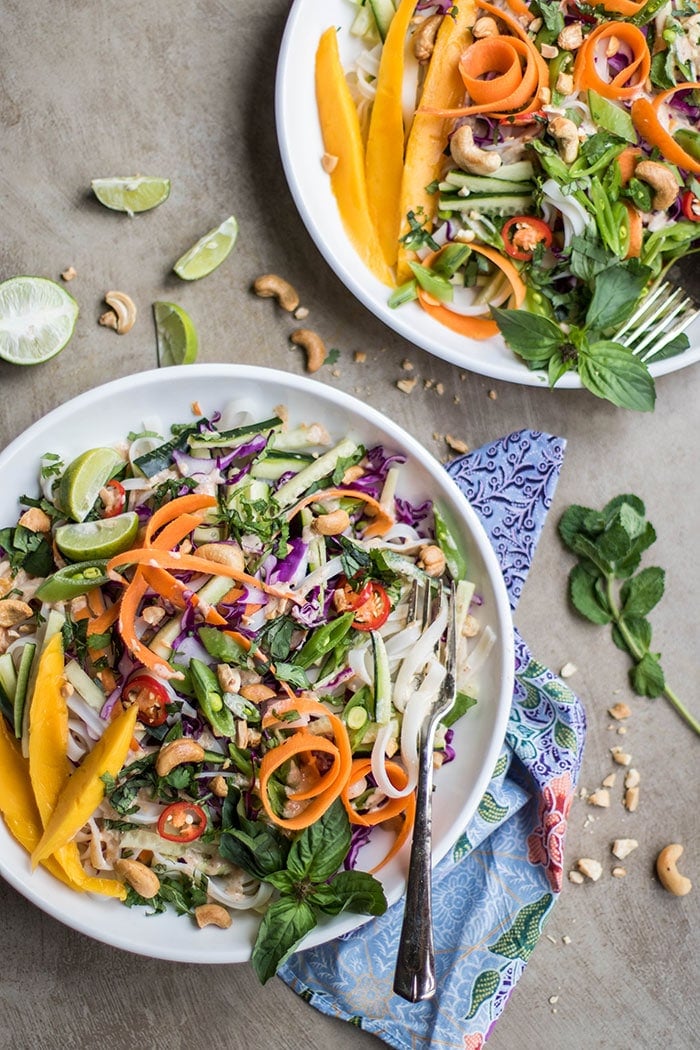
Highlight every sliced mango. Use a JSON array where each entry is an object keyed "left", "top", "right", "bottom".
[{"left": 315, "top": 26, "right": 394, "bottom": 287}]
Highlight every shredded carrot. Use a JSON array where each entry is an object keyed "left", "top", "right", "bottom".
[
  {"left": 341, "top": 758, "right": 416, "bottom": 873},
  {"left": 139, "top": 566, "right": 229, "bottom": 626},
  {"left": 259, "top": 696, "right": 353, "bottom": 831},
  {"left": 574, "top": 22, "right": 650, "bottom": 100},
  {"left": 631, "top": 89, "right": 700, "bottom": 175},
  {"left": 416, "top": 242, "right": 527, "bottom": 340},
  {"left": 285, "top": 486, "right": 393, "bottom": 538},
  {"left": 616, "top": 146, "right": 643, "bottom": 185},
  {"left": 144, "top": 493, "right": 218, "bottom": 544},
  {"left": 587, "top": 0, "right": 646, "bottom": 13}
]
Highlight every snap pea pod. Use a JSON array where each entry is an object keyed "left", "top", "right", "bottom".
[
  {"left": 189, "top": 658, "right": 236, "bottom": 737},
  {"left": 293, "top": 612, "right": 355, "bottom": 670}
]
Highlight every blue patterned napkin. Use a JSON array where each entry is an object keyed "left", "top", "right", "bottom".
[{"left": 280, "top": 430, "right": 586, "bottom": 1049}]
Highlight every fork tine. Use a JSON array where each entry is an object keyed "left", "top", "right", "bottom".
[{"left": 444, "top": 581, "right": 457, "bottom": 678}]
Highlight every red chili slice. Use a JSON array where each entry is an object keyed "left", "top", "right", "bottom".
[
  {"left": 347, "top": 580, "right": 391, "bottom": 632},
  {"left": 157, "top": 802, "right": 207, "bottom": 843},
  {"left": 501, "top": 216, "right": 553, "bottom": 260},
  {"left": 121, "top": 673, "right": 170, "bottom": 727},
  {"left": 102, "top": 479, "right": 126, "bottom": 518},
  {"left": 681, "top": 191, "right": 700, "bottom": 223}
]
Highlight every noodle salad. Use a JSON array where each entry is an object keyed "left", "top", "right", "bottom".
[
  {"left": 315, "top": 0, "right": 700, "bottom": 410},
  {"left": 0, "top": 401, "right": 494, "bottom": 980}
]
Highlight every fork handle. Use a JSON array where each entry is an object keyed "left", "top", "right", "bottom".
[{"left": 393, "top": 734, "right": 436, "bottom": 1002}]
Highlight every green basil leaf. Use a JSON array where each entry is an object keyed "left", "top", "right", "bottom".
[
  {"left": 578, "top": 341, "right": 656, "bottom": 412},
  {"left": 491, "top": 307, "right": 563, "bottom": 358},
  {"left": 584, "top": 265, "right": 651, "bottom": 334},
  {"left": 321, "top": 870, "right": 388, "bottom": 916},
  {"left": 286, "top": 799, "right": 351, "bottom": 884},
  {"left": 272, "top": 662, "right": 310, "bottom": 689},
  {"left": 629, "top": 651, "right": 665, "bottom": 698},
  {"left": 441, "top": 690, "right": 477, "bottom": 728},
  {"left": 251, "top": 897, "right": 317, "bottom": 984},
  {"left": 620, "top": 566, "right": 665, "bottom": 617},
  {"left": 256, "top": 615, "right": 297, "bottom": 661}
]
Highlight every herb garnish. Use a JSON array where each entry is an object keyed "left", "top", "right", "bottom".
[{"left": 559, "top": 495, "right": 699, "bottom": 735}]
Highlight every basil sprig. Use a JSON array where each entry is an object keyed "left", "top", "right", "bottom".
[
  {"left": 492, "top": 262, "right": 661, "bottom": 411},
  {"left": 559, "top": 495, "right": 699, "bottom": 735},
  {"left": 220, "top": 790, "right": 387, "bottom": 983}
]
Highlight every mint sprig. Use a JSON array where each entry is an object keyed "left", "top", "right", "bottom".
[
  {"left": 492, "top": 262, "right": 663, "bottom": 411},
  {"left": 219, "top": 791, "right": 387, "bottom": 983},
  {"left": 559, "top": 495, "right": 699, "bottom": 735}
]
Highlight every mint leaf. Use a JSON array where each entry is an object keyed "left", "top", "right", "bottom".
[
  {"left": 578, "top": 341, "right": 655, "bottom": 412},
  {"left": 630, "top": 652, "right": 665, "bottom": 698},
  {"left": 612, "top": 615, "right": 652, "bottom": 654},
  {"left": 569, "top": 564, "right": 612, "bottom": 624},
  {"left": 251, "top": 897, "right": 317, "bottom": 984},
  {"left": 621, "top": 567, "right": 665, "bottom": 617},
  {"left": 491, "top": 307, "right": 562, "bottom": 359}
]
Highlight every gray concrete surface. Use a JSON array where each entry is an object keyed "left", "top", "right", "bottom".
[{"left": 1, "top": 2, "right": 698, "bottom": 1048}]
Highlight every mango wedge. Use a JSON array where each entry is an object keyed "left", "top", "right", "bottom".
[
  {"left": 315, "top": 26, "right": 394, "bottom": 287},
  {"left": 32, "top": 702, "right": 137, "bottom": 868},
  {"left": 396, "top": 3, "right": 477, "bottom": 283}
]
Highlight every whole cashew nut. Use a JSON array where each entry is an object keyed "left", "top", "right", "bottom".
[
  {"left": 290, "top": 328, "right": 327, "bottom": 373},
  {"left": 634, "top": 161, "right": 679, "bottom": 211},
  {"left": 253, "top": 274, "right": 300, "bottom": 312},
  {"left": 195, "top": 904, "right": 233, "bottom": 929},
  {"left": 114, "top": 859, "right": 161, "bottom": 899},
  {"left": 314, "top": 509, "right": 351, "bottom": 536},
  {"left": 155, "top": 737, "right": 206, "bottom": 777},
  {"left": 418, "top": 544, "right": 446, "bottom": 577},
  {"left": 99, "top": 291, "right": 137, "bottom": 334},
  {"left": 412, "top": 13, "right": 443, "bottom": 63},
  {"left": 450, "top": 125, "right": 502, "bottom": 176},
  {"left": 548, "top": 116, "right": 580, "bottom": 165},
  {"left": 195, "top": 542, "right": 245, "bottom": 573},
  {"left": 656, "top": 844, "right": 692, "bottom": 896}
]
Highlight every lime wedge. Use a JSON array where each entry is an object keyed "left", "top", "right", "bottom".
[
  {"left": 173, "top": 216, "right": 238, "bottom": 281},
  {"left": 0, "top": 276, "right": 79, "bottom": 365},
  {"left": 91, "top": 176, "right": 171, "bottom": 216},
  {"left": 58, "top": 447, "right": 125, "bottom": 522},
  {"left": 153, "top": 301, "right": 199, "bottom": 367},
  {"left": 55, "top": 512, "right": 139, "bottom": 561}
]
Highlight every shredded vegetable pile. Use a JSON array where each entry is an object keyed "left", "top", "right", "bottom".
[
  {"left": 315, "top": 0, "right": 700, "bottom": 410},
  {"left": 0, "top": 400, "right": 493, "bottom": 980}
]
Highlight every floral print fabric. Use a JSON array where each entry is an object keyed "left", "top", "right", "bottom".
[{"left": 280, "top": 430, "right": 586, "bottom": 1049}]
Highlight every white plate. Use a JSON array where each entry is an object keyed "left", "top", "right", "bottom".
[
  {"left": 275, "top": 0, "right": 700, "bottom": 387},
  {"left": 0, "top": 364, "right": 514, "bottom": 963}
]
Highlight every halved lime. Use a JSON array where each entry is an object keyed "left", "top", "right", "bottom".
[
  {"left": 55, "top": 512, "right": 139, "bottom": 561},
  {"left": 173, "top": 215, "right": 238, "bottom": 281},
  {"left": 58, "top": 447, "right": 125, "bottom": 522},
  {"left": 91, "top": 176, "right": 171, "bottom": 216},
  {"left": 0, "top": 276, "right": 79, "bottom": 365},
  {"left": 153, "top": 301, "right": 199, "bottom": 367}
]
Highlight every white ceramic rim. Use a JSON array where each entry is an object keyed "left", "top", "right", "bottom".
[
  {"left": 274, "top": 0, "right": 700, "bottom": 388},
  {"left": 0, "top": 364, "right": 514, "bottom": 963}
]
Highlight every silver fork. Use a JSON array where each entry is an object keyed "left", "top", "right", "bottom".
[
  {"left": 393, "top": 580, "right": 457, "bottom": 1003},
  {"left": 614, "top": 281, "right": 699, "bottom": 364}
]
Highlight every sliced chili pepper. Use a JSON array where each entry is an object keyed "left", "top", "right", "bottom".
[
  {"left": 157, "top": 801, "right": 207, "bottom": 843},
  {"left": 101, "top": 479, "right": 126, "bottom": 518},
  {"left": 501, "top": 216, "right": 553, "bottom": 260},
  {"left": 121, "top": 673, "right": 170, "bottom": 727},
  {"left": 681, "top": 191, "right": 700, "bottom": 223}
]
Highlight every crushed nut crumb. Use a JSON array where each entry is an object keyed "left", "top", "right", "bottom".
[
  {"left": 293, "top": 306, "right": 309, "bottom": 320},
  {"left": 435, "top": 382, "right": 444, "bottom": 395},
  {"left": 549, "top": 995, "right": 559, "bottom": 1005},
  {"left": 576, "top": 858, "right": 603, "bottom": 881},
  {"left": 617, "top": 726, "right": 628, "bottom": 735},
  {"left": 487, "top": 389, "right": 498, "bottom": 400},
  {"left": 61, "top": 266, "right": 77, "bottom": 281},
  {"left": 624, "top": 768, "right": 640, "bottom": 789},
  {"left": 562, "top": 935, "right": 571, "bottom": 945},
  {"left": 612, "top": 866, "right": 627, "bottom": 878},
  {"left": 397, "top": 378, "right": 417, "bottom": 394},
  {"left": 602, "top": 773, "right": 617, "bottom": 788},
  {"left": 560, "top": 662, "right": 577, "bottom": 678},
  {"left": 608, "top": 701, "right": 631, "bottom": 720},
  {"left": 445, "top": 434, "right": 469, "bottom": 454},
  {"left": 610, "top": 747, "right": 632, "bottom": 766},
  {"left": 354, "top": 350, "right": 366, "bottom": 363},
  {"left": 568, "top": 870, "right": 585, "bottom": 884},
  {"left": 624, "top": 786, "right": 640, "bottom": 812},
  {"left": 191, "top": 401, "right": 202, "bottom": 416},
  {"left": 612, "top": 838, "right": 638, "bottom": 860},
  {"left": 401, "top": 358, "right": 414, "bottom": 371},
  {"left": 587, "top": 789, "right": 610, "bottom": 808}
]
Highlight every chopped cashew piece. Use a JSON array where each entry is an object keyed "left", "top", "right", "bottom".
[
  {"left": 100, "top": 291, "right": 137, "bottom": 334},
  {"left": 576, "top": 858, "right": 603, "bottom": 882},
  {"left": 0, "top": 599, "right": 33, "bottom": 628},
  {"left": 612, "top": 838, "right": 638, "bottom": 860},
  {"left": 417, "top": 544, "right": 446, "bottom": 577},
  {"left": 253, "top": 274, "right": 300, "bottom": 312},
  {"left": 413, "top": 13, "right": 443, "bottom": 62},
  {"left": 634, "top": 161, "right": 679, "bottom": 211},
  {"left": 548, "top": 116, "right": 579, "bottom": 165}
]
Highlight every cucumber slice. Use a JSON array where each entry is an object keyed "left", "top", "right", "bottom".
[
  {"left": 438, "top": 194, "right": 534, "bottom": 216},
  {"left": 371, "top": 630, "right": 392, "bottom": 725},
  {"left": 0, "top": 652, "right": 18, "bottom": 703},
  {"left": 188, "top": 417, "right": 282, "bottom": 450},
  {"left": 273, "top": 437, "right": 358, "bottom": 509},
  {"left": 368, "top": 0, "right": 396, "bottom": 39},
  {"left": 444, "top": 161, "right": 534, "bottom": 189},
  {"left": 250, "top": 450, "right": 315, "bottom": 481},
  {"left": 14, "top": 642, "right": 36, "bottom": 738},
  {"left": 150, "top": 574, "right": 236, "bottom": 659}
]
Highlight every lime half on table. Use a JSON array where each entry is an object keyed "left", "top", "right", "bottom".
[
  {"left": 0, "top": 276, "right": 78, "bottom": 365},
  {"left": 173, "top": 215, "right": 238, "bottom": 280},
  {"left": 55, "top": 512, "right": 139, "bottom": 561},
  {"left": 58, "top": 447, "right": 125, "bottom": 522},
  {"left": 91, "top": 176, "right": 171, "bottom": 216},
  {"left": 153, "top": 301, "right": 198, "bottom": 366}
]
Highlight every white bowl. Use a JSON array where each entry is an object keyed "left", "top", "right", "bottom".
[
  {"left": 0, "top": 364, "right": 514, "bottom": 962},
  {"left": 275, "top": 0, "right": 700, "bottom": 387}
]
